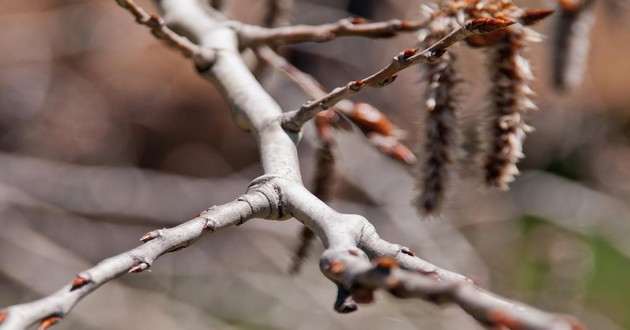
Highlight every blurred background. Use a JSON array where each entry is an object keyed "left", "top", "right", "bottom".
[{"left": 0, "top": 0, "right": 629, "bottom": 329}]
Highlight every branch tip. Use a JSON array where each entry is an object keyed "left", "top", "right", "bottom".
[{"left": 37, "top": 315, "right": 62, "bottom": 330}]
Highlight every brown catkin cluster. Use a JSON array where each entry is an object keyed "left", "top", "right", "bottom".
[
  {"left": 483, "top": 29, "right": 536, "bottom": 190},
  {"left": 416, "top": 14, "right": 461, "bottom": 214}
]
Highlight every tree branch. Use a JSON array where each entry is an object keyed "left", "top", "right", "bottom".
[
  {"left": 0, "top": 190, "right": 270, "bottom": 329},
  {"left": 238, "top": 17, "right": 429, "bottom": 47},
  {"left": 280, "top": 18, "right": 515, "bottom": 133},
  {"left": 0, "top": 1, "right": 581, "bottom": 329}
]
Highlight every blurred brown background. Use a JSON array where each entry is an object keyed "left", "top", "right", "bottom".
[{"left": 1, "top": 0, "right": 629, "bottom": 329}]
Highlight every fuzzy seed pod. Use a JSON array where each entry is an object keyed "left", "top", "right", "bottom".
[
  {"left": 483, "top": 28, "right": 536, "bottom": 190},
  {"left": 415, "top": 15, "right": 462, "bottom": 214}
]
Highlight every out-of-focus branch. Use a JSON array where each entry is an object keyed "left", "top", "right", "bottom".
[
  {"left": 280, "top": 18, "right": 515, "bottom": 133},
  {"left": 238, "top": 17, "right": 429, "bottom": 47}
]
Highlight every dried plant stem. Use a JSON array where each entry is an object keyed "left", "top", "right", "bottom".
[{"left": 281, "top": 18, "right": 515, "bottom": 133}]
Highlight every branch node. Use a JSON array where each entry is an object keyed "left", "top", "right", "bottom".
[
  {"left": 140, "top": 230, "right": 161, "bottom": 243},
  {"left": 129, "top": 260, "right": 150, "bottom": 273},
  {"left": 203, "top": 218, "right": 216, "bottom": 232},
  {"left": 70, "top": 274, "right": 92, "bottom": 292},
  {"left": 400, "top": 247, "right": 416, "bottom": 257},
  {"left": 37, "top": 314, "right": 62, "bottom": 330},
  {"left": 397, "top": 48, "right": 419, "bottom": 62}
]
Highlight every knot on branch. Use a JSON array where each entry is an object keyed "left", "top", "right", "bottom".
[{"left": 247, "top": 175, "right": 292, "bottom": 220}]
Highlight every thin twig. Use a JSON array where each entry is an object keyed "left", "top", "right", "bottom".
[
  {"left": 0, "top": 191, "right": 270, "bottom": 329},
  {"left": 280, "top": 18, "right": 515, "bottom": 133},
  {"left": 115, "top": 0, "right": 215, "bottom": 69},
  {"left": 238, "top": 17, "right": 430, "bottom": 47}
]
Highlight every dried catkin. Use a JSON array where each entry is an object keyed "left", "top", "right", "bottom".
[
  {"left": 552, "top": 0, "right": 595, "bottom": 91},
  {"left": 415, "top": 15, "right": 461, "bottom": 214},
  {"left": 483, "top": 29, "right": 536, "bottom": 190}
]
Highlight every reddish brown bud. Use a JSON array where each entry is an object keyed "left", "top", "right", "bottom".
[
  {"left": 38, "top": 315, "right": 62, "bottom": 330},
  {"left": 367, "top": 133, "right": 417, "bottom": 165},
  {"left": 466, "top": 18, "right": 515, "bottom": 34},
  {"left": 559, "top": 0, "right": 580, "bottom": 11},
  {"left": 567, "top": 317, "right": 585, "bottom": 330},
  {"left": 400, "top": 247, "right": 415, "bottom": 257},
  {"left": 488, "top": 311, "right": 521, "bottom": 330},
  {"left": 0, "top": 310, "right": 7, "bottom": 324},
  {"left": 374, "top": 257, "right": 398, "bottom": 271},
  {"left": 399, "top": 21, "right": 412, "bottom": 29},
  {"left": 140, "top": 230, "right": 160, "bottom": 243},
  {"left": 519, "top": 9, "right": 555, "bottom": 26},
  {"left": 397, "top": 48, "right": 419, "bottom": 61},
  {"left": 129, "top": 262, "right": 149, "bottom": 273},
  {"left": 349, "top": 17, "right": 367, "bottom": 25},
  {"left": 329, "top": 260, "right": 345, "bottom": 275},
  {"left": 70, "top": 275, "right": 91, "bottom": 291},
  {"left": 350, "top": 103, "right": 394, "bottom": 136}
]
